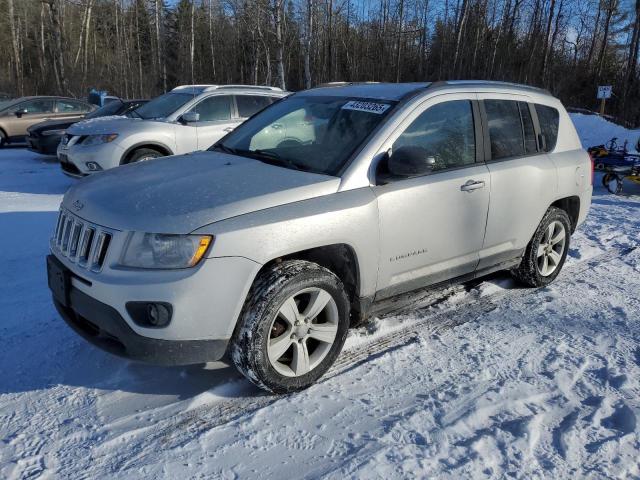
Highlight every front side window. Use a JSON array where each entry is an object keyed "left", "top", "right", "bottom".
[
  {"left": 188, "top": 95, "right": 232, "bottom": 122},
  {"left": 212, "top": 96, "right": 395, "bottom": 175},
  {"left": 392, "top": 100, "right": 476, "bottom": 171},
  {"left": 485, "top": 100, "right": 527, "bottom": 160},
  {"left": 236, "top": 95, "right": 273, "bottom": 118},
  {"left": 11, "top": 99, "right": 54, "bottom": 114},
  {"left": 135, "top": 92, "right": 193, "bottom": 120},
  {"left": 536, "top": 104, "right": 560, "bottom": 152}
]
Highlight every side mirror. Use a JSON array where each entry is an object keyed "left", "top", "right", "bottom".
[
  {"left": 15, "top": 109, "right": 27, "bottom": 118},
  {"left": 388, "top": 146, "right": 437, "bottom": 177},
  {"left": 180, "top": 111, "right": 200, "bottom": 124}
]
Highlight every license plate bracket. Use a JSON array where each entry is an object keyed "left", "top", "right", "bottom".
[{"left": 47, "top": 255, "right": 70, "bottom": 307}]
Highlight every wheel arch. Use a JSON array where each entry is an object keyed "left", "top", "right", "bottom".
[
  {"left": 120, "top": 142, "right": 174, "bottom": 165},
  {"left": 255, "top": 244, "right": 363, "bottom": 326},
  {"left": 550, "top": 196, "right": 580, "bottom": 233}
]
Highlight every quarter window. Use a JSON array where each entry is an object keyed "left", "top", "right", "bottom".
[
  {"left": 189, "top": 95, "right": 232, "bottom": 122},
  {"left": 236, "top": 95, "right": 273, "bottom": 118},
  {"left": 392, "top": 100, "right": 476, "bottom": 171},
  {"left": 535, "top": 104, "right": 560, "bottom": 152}
]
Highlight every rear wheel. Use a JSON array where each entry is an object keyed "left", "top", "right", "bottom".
[
  {"left": 511, "top": 207, "right": 571, "bottom": 287},
  {"left": 126, "top": 148, "right": 163, "bottom": 164},
  {"left": 230, "top": 260, "right": 350, "bottom": 394}
]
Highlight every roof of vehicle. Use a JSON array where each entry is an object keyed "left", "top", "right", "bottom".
[
  {"left": 171, "top": 85, "right": 286, "bottom": 95},
  {"left": 0, "top": 96, "right": 91, "bottom": 110},
  {"left": 299, "top": 80, "right": 552, "bottom": 101}
]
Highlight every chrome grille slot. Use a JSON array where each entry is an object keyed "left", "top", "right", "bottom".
[{"left": 51, "top": 209, "right": 114, "bottom": 272}]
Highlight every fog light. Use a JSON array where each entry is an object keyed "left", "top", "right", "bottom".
[
  {"left": 85, "top": 162, "right": 102, "bottom": 171},
  {"left": 126, "top": 301, "right": 173, "bottom": 328}
]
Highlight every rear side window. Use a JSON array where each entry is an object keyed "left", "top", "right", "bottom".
[
  {"left": 236, "top": 95, "right": 272, "bottom": 118},
  {"left": 190, "top": 95, "right": 232, "bottom": 121},
  {"left": 56, "top": 100, "right": 89, "bottom": 113},
  {"left": 518, "top": 102, "right": 537, "bottom": 154},
  {"left": 484, "top": 100, "right": 526, "bottom": 160},
  {"left": 535, "top": 104, "right": 560, "bottom": 152},
  {"left": 393, "top": 100, "right": 476, "bottom": 170}
]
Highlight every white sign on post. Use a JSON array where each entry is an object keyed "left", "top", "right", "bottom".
[{"left": 597, "top": 85, "right": 612, "bottom": 99}]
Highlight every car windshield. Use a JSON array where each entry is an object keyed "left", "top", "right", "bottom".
[
  {"left": 211, "top": 96, "right": 396, "bottom": 175},
  {"left": 85, "top": 100, "right": 124, "bottom": 119},
  {"left": 134, "top": 92, "right": 193, "bottom": 120}
]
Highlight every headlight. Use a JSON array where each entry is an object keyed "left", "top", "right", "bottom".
[
  {"left": 120, "top": 233, "right": 213, "bottom": 269},
  {"left": 42, "top": 129, "right": 66, "bottom": 136},
  {"left": 81, "top": 134, "right": 118, "bottom": 146}
]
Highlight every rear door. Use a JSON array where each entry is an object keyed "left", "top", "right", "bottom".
[
  {"left": 373, "top": 95, "right": 491, "bottom": 298},
  {"left": 55, "top": 99, "right": 91, "bottom": 120},
  {"left": 476, "top": 95, "right": 558, "bottom": 269}
]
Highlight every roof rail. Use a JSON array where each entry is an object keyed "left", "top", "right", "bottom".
[
  {"left": 171, "top": 84, "right": 217, "bottom": 92},
  {"left": 211, "top": 85, "right": 283, "bottom": 92},
  {"left": 427, "top": 80, "right": 551, "bottom": 96}
]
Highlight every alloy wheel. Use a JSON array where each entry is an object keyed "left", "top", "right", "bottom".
[
  {"left": 536, "top": 220, "right": 566, "bottom": 277},
  {"left": 267, "top": 287, "right": 339, "bottom": 377}
]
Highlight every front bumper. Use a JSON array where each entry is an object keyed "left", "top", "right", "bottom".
[
  {"left": 58, "top": 140, "right": 124, "bottom": 175},
  {"left": 53, "top": 284, "right": 229, "bottom": 365},
  {"left": 27, "top": 134, "right": 61, "bottom": 155}
]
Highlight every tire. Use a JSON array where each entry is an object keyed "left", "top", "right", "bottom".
[
  {"left": 511, "top": 207, "right": 571, "bottom": 287},
  {"left": 230, "top": 260, "right": 350, "bottom": 394},
  {"left": 126, "top": 148, "right": 163, "bottom": 164},
  {"left": 602, "top": 172, "right": 624, "bottom": 195},
  {"left": 0, "top": 130, "right": 5, "bottom": 148}
]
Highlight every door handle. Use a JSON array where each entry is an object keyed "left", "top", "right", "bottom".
[
  {"left": 223, "top": 127, "right": 234, "bottom": 132},
  {"left": 460, "top": 180, "right": 485, "bottom": 192}
]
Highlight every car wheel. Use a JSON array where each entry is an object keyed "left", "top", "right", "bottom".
[
  {"left": 231, "top": 260, "right": 350, "bottom": 394},
  {"left": 126, "top": 148, "right": 163, "bottom": 164},
  {"left": 0, "top": 130, "right": 5, "bottom": 148},
  {"left": 511, "top": 207, "right": 571, "bottom": 287}
]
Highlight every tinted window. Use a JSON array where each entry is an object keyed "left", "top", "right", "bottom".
[
  {"left": 190, "top": 95, "right": 231, "bottom": 121},
  {"left": 485, "top": 100, "right": 526, "bottom": 160},
  {"left": 57, "top": 100, "right": 88, "bottom": 113},
  {"left": 392, "top": 100, "right": 476, "bottom": 170},
  {"left": 85, "top": 100, "right": 123, "bottom": 119},
  {"left": 519, "top": 102, "right": 537, "bottom": 154},
  {"left": 536, "top": 104, "right": 560, "bottom": 152},
  {"left": 236, "top": 95, "right": 273, "bottom": 118}
]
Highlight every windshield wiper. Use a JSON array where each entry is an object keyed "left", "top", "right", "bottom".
[
  {"left": 251, "top": 149, "right": 301, "bottom": 171},
  {"left": 212, "top": 143, "right": 239, "bottom": 155}
]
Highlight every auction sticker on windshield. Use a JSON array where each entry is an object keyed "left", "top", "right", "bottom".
[{"left": 342, "top": 101, "right": 391, "bottom": 114}]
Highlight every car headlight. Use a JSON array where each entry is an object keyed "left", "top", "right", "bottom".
[
  {"left": 81, "top": 134, "right": 119, "bottom": 146},
  {"left": 120, "top": 233, "right": 213, "bottom": 269},
  {"left": 42, "top": 129, "right": 66, "bottom": 136}
]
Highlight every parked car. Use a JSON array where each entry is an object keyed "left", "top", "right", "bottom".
[
  {"left": 47, "top": 81, "right": 592, "bottom": 393},
  {"left": 0, "top": 96, "right": 94, "bottom": 147},
  {"left": 57, "top": 85, "right": 288, "bottom": 177},
  {"left": 27, "top": 98, "right": 147, "bottom": 155}
]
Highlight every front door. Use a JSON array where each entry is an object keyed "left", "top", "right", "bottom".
[
  {"left": 6, "top": 99, "right": 55, "bottom": 138},
  {"left": 182, "top": 94, "right": 240, "bottom": 150},
  {"left": 373, "top": 96, "right": 490, "bottom": 299}
]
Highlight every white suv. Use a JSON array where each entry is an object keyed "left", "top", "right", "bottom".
[{"left": 57, "top": 85, "right": 288, "bottom": 177}]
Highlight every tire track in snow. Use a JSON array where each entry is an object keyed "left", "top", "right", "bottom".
[{"left": 93, "top": 245, "right": 637, "bottom": 475}]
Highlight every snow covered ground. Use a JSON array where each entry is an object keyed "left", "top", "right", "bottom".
[{"left": 1, "top": 115, "right": 639, "bottom": 479}]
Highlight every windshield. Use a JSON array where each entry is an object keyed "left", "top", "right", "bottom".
[
  {"left": 85, "top": 100, "right": 124, "bottom": 119},
  {"left": 211, "top": 96, "right": 395, "bottom": 175},
  {"left": 134, "top": 92, "right": 193, "bottom": 120}
]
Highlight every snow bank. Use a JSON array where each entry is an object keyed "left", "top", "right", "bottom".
[{"left": 570, "top": 113, "right": 640, "bottom": 152}]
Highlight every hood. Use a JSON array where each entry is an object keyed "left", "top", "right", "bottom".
[
  {"left": 67, "top": 116, "right": 141, "bottom": 135},
  {"left": 29, "top": 118, "right": 78, "bottom": 133},
  {"left": 62, "top": 151, "right": 341, "bottom": 233}
]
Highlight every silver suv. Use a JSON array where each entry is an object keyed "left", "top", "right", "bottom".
[
  {"left": 57, "top": 85, "right": 287, "bottom": 177},
  {"left": 47, "top": 81, "right": 592, "bottom": 393}
]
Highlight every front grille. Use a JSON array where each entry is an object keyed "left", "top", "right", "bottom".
[{"left": 52, "top": 209, "right": 113, "bottom": 272}]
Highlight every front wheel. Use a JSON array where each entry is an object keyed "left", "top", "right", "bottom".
[
  {"left": 126, "top": 148, "right": 163, "bottom": 164},
  {"left": 230, "top": 260, "right": 350, "bottom": 394},
  {"left": 511, "top": 207, "right": 571, "bottom": 287}
]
